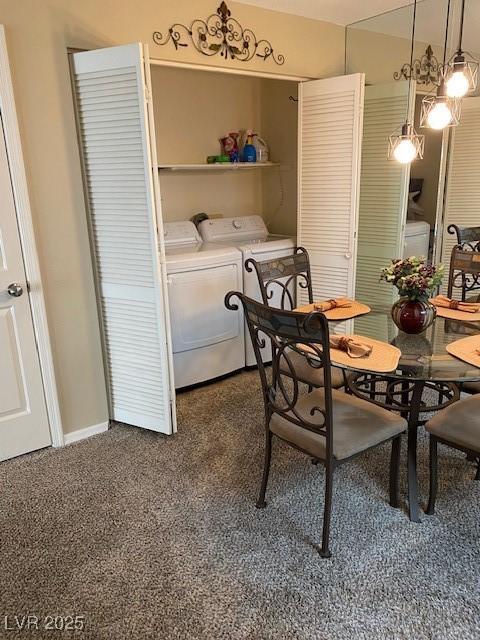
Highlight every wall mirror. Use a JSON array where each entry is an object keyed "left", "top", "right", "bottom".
[{"left": 346, "top": 0, "right": 480, "bottom": 305}]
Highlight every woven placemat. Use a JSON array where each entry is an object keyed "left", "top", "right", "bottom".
[
  {"left": 295, "top": 299, "right": 371, "bottom": 321},
  {"left": 430, "top": 300, "right": 480, "bottom": 322},
  {"left": 299, "top": 334, "right": 401, "bottom": 373},
  {"left": 446, "top": 335, "right": 480, "bottom": 368}
]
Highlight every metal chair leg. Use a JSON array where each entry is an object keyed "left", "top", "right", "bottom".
[
  {"left": 426, "top": 437, "right": 438, "bottom": 515},
  {"left": 389, "top": 435, "right": 402, "bottom": 508},
  {"left": 475, "top": 458, "right": 480, "bottom": 481},
  {"left": 256, "top": 430, "right": 272, "bottom": 509},
  {"left": 318, "top": 466, "right": 333, "bottom": 558}
]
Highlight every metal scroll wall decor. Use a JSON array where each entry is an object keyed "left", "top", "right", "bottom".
[
  {"left": 152, "top": 1, "right": 285, "bottom": 65},
  {"left": 394, "top": 44, "right": 442, "bottom": 86}
]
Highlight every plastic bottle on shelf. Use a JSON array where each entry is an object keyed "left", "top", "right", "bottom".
[
  {"left": 255, "top": 135, "right": 269, "bottom": 163},
  {"left": 243, "top": 130, "right": 257, "bottom": 163}
]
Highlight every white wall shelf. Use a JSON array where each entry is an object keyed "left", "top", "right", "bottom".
[{"left": 158, "top": 162, "right": 280, "bottom": 172}]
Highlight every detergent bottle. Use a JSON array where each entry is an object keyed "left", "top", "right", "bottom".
[{"left": 243, "top": 130, "right": 257, "bottom": 163}]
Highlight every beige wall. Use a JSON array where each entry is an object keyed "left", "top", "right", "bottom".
[{"left": 0, "top": 0, "right": 345, "bottom": 435}]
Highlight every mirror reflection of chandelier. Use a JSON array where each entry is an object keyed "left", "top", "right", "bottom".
[
  {"left": 393, "top": 0, "right": 478, "bottom": 96},
  {"left": 420, "top": 0, "right": 461, "bottom": 131},
  {"left": 388, "top": 0, "right": 425, "bottom": 165},
  {"left": 444, "top": 0, "right": 478, "bottom": 98}
]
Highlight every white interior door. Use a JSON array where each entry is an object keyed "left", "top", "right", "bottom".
[
  {"left": 0, "top": 114, "right": 50, "bottom": 461},
  {"left": 297, "top": 73, "right": 364, "bottom": 333},
  {"left": 71, "top": 43, "right": 176, "bottom": 434},
  {"left": 355, "top": 82, "right": 413, "bottom": 313},
  {"left": 440, "top": 96, "right": 480, "bottom": 288}
]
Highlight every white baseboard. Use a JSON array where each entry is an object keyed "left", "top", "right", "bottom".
[{"left": 63, "top": 421, "right": 109, "bottom": 445}]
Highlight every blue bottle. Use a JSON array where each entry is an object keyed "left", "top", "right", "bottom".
[{"left": 243, "top": 132, "right": 257, "bottom": 163}]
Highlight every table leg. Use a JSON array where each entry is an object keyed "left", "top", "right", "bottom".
[
  {"left": 406, "top": 381, "right": 424, "bottom": 523},
  {"left": 346, "top": 373, "right": 457, "bottom": 522}
]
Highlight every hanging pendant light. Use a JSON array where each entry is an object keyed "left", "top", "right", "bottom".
[
  {"left": 421, "top": 80, "right": 461, "bottom": 129},
  {"left": 388, "top": 0, "right": 424, "bottom": 164},
  {"left": 421, "top": 0, "right": 461, "bottom": 130},
  {"left": 444, "top": 0, "right": 478, "bottom": 98},
  {"left": 389, "top": 123, "right": 425, "bottom": 164}
]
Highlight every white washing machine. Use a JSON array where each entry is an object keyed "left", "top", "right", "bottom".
[
  {"left": 198, "top": 215, "right": 296, "bottom": 366},
  {"left": 403, "top": 221, "right": 431, "bottom": 258},
  {"left": 164, "top": 221, "right": 245, "bottom": 389}
]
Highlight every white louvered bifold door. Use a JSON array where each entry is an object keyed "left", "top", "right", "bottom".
[
  {"left": 72, "top": 43, "right": 176, "bottom": 434},
  {"left": 297, "top": 74, "right": 364, "bottom": 333},
  {"left": 440, "top": 96, "right": 480, "bottom": 285},
  {"left": 355, "top": 82, "right": 413, "bottom": 318}
]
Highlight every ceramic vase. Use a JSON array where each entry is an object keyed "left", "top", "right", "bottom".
[{"left": 391, "top": 297, "right": 436, "bottom": 334}]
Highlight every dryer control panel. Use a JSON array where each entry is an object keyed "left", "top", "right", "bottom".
[
  {"left": 163, "top": 221, "right": 202, "bottom": 246},
  {"left": 198, "top": 215, "right": 268, "bottom": 242}
]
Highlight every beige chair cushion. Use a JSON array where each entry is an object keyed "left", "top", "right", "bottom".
[
  {"left": 270, "top": 388, "right": 407, "bottom": 461},
  {"left": 463, "top": 381, "right": 480, "bottom": 394},
  {"left": 426, "top": 395, "right": 480, "bottom": 453},
  {"left": 279, "top": 350, "right": 345, "bottom": 389}
]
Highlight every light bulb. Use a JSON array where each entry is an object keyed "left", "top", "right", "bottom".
[
  {"left": 446, "top": 70, "right": 469, "bottom": 97},
  {"left": 393, "top": 138, "right": 417, "bottom": 164},
  {"left": 427, "top": 101, "right": 453, "bottom": 129}
]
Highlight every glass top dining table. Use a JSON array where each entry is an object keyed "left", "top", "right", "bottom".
[
  {"left": 330, "top": 305, "right": 480, "bottom": 524},
  {"left": 341, "top": 306, "right": 480, "bottom": 383}
]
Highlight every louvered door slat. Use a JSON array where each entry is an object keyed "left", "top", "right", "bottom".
[
  {"left": 72, "top": 43, "right": 175, "bottom": 433},
  {"left": 297, "top": 74, "right": 364, "bottom": 334},
  {"left": 440, "top": 97, "right": 480, "bottom": 290},
  {"left": 355, "top": 83, "right": 413, "bottom": 315}
]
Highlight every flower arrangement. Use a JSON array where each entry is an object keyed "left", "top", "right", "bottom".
[{"left": 380, "top": 256, "right": 444, "bottom": 301}]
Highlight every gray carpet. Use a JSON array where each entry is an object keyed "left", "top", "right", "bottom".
[{"left": 1, "top": 370, "right": 479, "bottom": 640}]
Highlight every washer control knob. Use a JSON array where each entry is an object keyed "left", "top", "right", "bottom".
[{"left": 232, "top": 219, "right": 242, "bottom": 229}]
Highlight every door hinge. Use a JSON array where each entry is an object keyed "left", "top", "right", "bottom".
[{"left": 26, "top": 280, "right": 31, "bottom": 292}]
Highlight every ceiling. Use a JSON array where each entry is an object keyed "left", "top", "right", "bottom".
[
  {"left": 235, "top": 1, "right": 480, "bottom": 57},
  {"left": 235, "top": 0, "right": 413, "bottom": 26}
]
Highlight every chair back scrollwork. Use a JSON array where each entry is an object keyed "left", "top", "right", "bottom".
[
  {"left": 225, "top": 291, "right": 334, "bottom": 460},
  {"left": 447, "top": 224, "right": 480, "bottom": 251},
  {"left": 245, "top": 247, "right": 313, "bottom": 311},
  {"left": 447, "top": 246, "right": 480, "bottom": 301}
]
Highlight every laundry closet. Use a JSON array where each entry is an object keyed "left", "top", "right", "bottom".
[
  {"left": 71, "top": 43, "right": 364, "bottom": 436},
  {"left": 151, "top": 64, "right": 298, "bottom": 236}
]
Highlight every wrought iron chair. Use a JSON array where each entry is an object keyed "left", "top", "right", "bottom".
[
  {"left": 446, "top": 246, "right": 480, "bottom": 395},
  {"left": 448, "top": 224, "right": 480, "bottom": 251},
  {"left": 447, "top": 245, "right": 480, "bottom": 301},
  {"left": 426, "top": 394, "right": 480, "bottom": 515},
  {"left": 225, "top": 292, "right": 407, "bottom": 557},
  {"left": 245, "top": 248, "right": 345, "bottom": 389}
]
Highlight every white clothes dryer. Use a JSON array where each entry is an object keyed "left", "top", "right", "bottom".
[
  {"left": 164, "top": 221, "right": 244, "bottom": 389},
  {"left": 403, "top": 221, "right": 431, "bottom": 259},
  {"left": 198, "top": 215, "right": 296, "bottom": 366}
]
